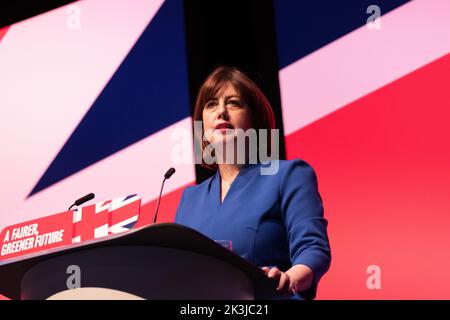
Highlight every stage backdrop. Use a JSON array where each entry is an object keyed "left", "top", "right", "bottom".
[
  {"left": 275, "top": 0, "right": 450, "bottom": 299},
  {"left": 2, "top": 0, "right": 450, "bottom": 300},
  {"left": 0, "top": 0, "right": 195, "bottom": 278}
]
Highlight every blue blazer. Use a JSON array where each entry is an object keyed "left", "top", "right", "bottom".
[{"left": 175, "top": 159, "right": 331, "bottom": 299}]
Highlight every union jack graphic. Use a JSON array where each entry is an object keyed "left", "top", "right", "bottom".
[{"left": 72, "top": 195, "right": 141, "bottom": 243}]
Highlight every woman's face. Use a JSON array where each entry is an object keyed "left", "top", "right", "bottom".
[{"left": 202, "top": 82, "right": 253, "bottom": 145}]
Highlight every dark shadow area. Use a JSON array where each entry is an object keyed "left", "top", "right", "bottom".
[{"left": 184, "top": 0, "right": 286, "bottom": 183}]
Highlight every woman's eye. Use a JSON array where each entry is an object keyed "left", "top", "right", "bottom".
[
  {"left": 227, "top": 100, "right": 241, "bottom": 107},
  {"left": 205, "top": 101, "right": 217, "bottom": 108}
]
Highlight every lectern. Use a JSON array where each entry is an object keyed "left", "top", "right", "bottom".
[{"left": 0, "top": 223, "right": 289, "bottom": 300}]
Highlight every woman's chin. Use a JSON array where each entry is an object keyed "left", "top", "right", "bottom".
[{"left": 211, "top": 132, "right": 235, "bottom": 144}]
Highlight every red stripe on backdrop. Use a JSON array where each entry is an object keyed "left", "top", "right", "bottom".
[
  {"left": 0, "top": 27, "right": 9, "bottom": 42},
  {"left": 135, "top": 182, "right": 195, "bottom": 228},
  {"left": 285, "top": 53, "right": 450, "bottom": 299}
]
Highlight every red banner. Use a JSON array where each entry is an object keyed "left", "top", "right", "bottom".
[
  {"left": 0, "top": 211, "right": 73, "bottom": 260},
  {"left": 0, "top": 194, "right": 142, "bottom": 261}
]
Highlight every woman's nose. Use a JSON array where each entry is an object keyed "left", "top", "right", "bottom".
[{"left": 217, "top": 102, "right": 229, "bottom": 120}]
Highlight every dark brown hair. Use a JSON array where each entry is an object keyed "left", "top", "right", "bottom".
[{"left": 193, "top": 66, "right": 276, "bottom": 170}]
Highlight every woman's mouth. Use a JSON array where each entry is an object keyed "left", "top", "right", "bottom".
[{"left": 215, "top": 123, "right": 234, "bottom": 131}]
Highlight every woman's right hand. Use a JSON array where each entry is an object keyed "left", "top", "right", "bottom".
[{"left": 261, "top": 266, "right": 293, "bottom": 294}]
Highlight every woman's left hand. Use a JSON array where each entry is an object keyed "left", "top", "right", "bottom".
[{"left": 261, "top": 264, "right": 314, "bottom": 294}]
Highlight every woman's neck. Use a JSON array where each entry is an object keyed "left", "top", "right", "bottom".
[{"left": 218, "top": 163, "right": 244, "bottom": 184}]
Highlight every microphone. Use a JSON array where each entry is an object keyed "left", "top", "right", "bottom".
[
  {"left": 68, "top": 193, "right": 95, "bottom": 211},
  {"left": 152, "top": 167, "right": 176, "bottom": 224},
  {"left": 164, "top": 167, "right": 176, "bottom": 179}
]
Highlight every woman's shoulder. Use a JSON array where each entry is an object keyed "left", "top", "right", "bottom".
[
  {"left": 260, "top": 158, "right": 317, "bottom": 177},
  {"left": 282, "top": 158, "right": 316, "bottom": 173},
  {"left": 180, "top": 171, "right": 216, "bottom": 198},
  {"left": 266, "top": 159, "right": 319, "bottom": 190}
]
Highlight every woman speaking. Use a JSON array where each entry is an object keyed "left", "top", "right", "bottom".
[{"left": 175, "top": 66, "right": 331, "bottom": 300}]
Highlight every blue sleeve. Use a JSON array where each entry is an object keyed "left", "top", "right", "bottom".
[
  {"left": 174, "top": 187, "right": 188, "bottom": 224},
  {"left": 280, "top": 160, "right": 331, "bottom": 300}
]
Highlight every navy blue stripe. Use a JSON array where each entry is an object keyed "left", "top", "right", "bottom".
[
  {"left": 29, "top": 0, "right": 190, "bottom": 197},
  {"left": 275, "top": 0, "right": 411, "bottom": 69},
  {"left": 123, "top": 194, "right": 137, "bottom": 202},
  {"left": 123, "top": 221, "right": 137, "bottom": 229}
]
